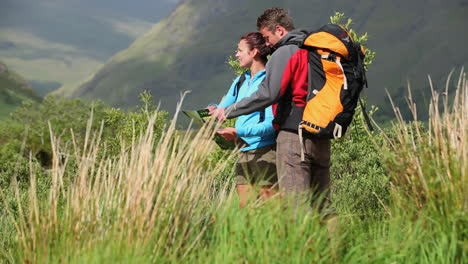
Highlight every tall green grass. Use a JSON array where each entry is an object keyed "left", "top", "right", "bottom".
[
  {"left": 383, "top": 70, "right": 466, "bottom": 212},
  {"left": 1, "top": 72, "right": 466, "bottom": 263},
  {"left": 2, "top": 96, "right": 236, "bottom": 263}
]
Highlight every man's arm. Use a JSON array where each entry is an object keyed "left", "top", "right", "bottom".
[
  {"left": 225, "top": 45, "right": 298, "bottom": 119},
  {"left": 236, "top": 105, "right": 275, "bottom": 138},
  {"left": 209, "top": 76, "right": 241, "bottom": 117}
]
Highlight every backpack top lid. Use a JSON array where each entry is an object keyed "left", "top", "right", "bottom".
[{"left": 303, "top": 24, "right": 355, "bottom": 60}]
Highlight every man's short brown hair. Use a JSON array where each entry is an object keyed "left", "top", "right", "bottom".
[{"left": 256, "top": 7, "right": 295, "bottom": 32}]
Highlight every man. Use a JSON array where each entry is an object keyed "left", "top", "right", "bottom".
[{"left": 211, "top": 8, "right": 331, "bottom": 204}]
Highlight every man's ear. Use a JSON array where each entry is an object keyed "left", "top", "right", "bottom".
[{"left": 275, "top": 25, "right": 287, "bottom": 37}]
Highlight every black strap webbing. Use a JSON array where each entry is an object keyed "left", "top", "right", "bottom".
[
  {"left": 233, "top": 73, "right": 246, "bottom": 98},
  {"left": 259, "top": 110, "right": 265, "bottom": 123},
  {"left": 233, "top": 72, "right": 266, "bottom": 123},
  {"left": 359, "top": 99, "right": 374, "bottom": 132}
]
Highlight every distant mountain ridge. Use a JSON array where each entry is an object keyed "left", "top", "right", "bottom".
[
  {"left": 0, "top": 61, "right": 41, "bottom": 119},
  {"left": 0, "top": 0, "right": 180, "bottom": 94},
  {"left": 62, "top": 0, "right": 468, "bottom": 117}
]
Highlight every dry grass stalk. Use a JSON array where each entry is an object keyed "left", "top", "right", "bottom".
[
  {"left": 385, "top": 70, "right": 467, "bottom": 210},
  {"left": 13, "top": 94, "right": 237, "bottom": 260}
]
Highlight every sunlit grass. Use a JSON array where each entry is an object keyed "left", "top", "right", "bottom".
[
  {"left": 383, "top": 69, "right": 466, "bottom": 213},
  {"left": 4, "top": 95, "right": 234, "bottom": 262},
  {"left": 1, "top": 71, "right": 466, "bottom": 263}
]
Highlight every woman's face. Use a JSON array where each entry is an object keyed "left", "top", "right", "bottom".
[{"left": 235, "top": 39, "right": 255, "bottom": 68}]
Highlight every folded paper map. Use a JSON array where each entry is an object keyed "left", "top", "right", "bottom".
[{"left": 182, "top": 109, "right": 236, "bottom": 150}]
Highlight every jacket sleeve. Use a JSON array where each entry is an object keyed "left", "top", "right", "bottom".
[
  {"left": 218, "top": 75, "right": 241, "bottom": 108},
  {"left": 225, "top": 45, "right": 298, "bottom": 119},
  {"left": 236, "top": 105, "right": 275, "bottom": 138}
]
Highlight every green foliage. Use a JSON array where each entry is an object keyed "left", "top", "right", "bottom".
[
  {"left": 203, "top": 201, "right": 333, "bottom": 263},
  {"left": 0, "top": 94, "right": 168, "bottom": 261},
  {"left": 1, "top": 80, "right": 465, "bottom": 263},
  {"left": 329, "top": 12, "right": 376, "bottom": 70},
  {"left": 0, "top": 94, "right": 168, "bottom": 202},
  {"left": 331, "top": 104, "right": 389, "bottom": 218},
  {"left": 226, "top": 55, "right": 248, "bottom": 76},
  {"left": 102, "top": 91, "right": 167, "bottom": 156},
  {"left": 325, "top": 13, "right": 386, "bottom": 217},
  {"left": 206, "top": 146, "right": 236, "bottom": 192},
  {"left": 13, "top": 93, "right": 166, "bottom": 158}
]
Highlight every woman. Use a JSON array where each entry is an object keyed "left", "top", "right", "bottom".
[{"left": 208, "top": 32, "right": 277, "bottom": 208}]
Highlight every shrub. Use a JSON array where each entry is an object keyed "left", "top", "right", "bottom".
[
  {"left": 0, "top": 93, "right": 169, "bottom": 219},
  {"left": 331, "top": 104, "right": 389, "bottom": 218}
]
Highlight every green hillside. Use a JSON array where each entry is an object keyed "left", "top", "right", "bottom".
[
  {"left": 63, "top": 0, "right": 468, "bottom": 118},
  {"left": 0, "top": 0, "right": 179, "bottom": 95},
  {"left": 0, "top": 61, "right": 41, "bottom": 119}
]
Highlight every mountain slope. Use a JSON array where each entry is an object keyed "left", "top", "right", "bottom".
[
  {"left": 0, "top": 61, "right": 41, "bottom": 119},
  {"left": 0, "top": 0, "right": 180, "bottom": 94},
  {"left": 65, "top": 0, "right": 468, "bottom": 116}
]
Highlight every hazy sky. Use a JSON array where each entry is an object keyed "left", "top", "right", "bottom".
[{"left": 1, "top": 0, "right": 181, "bottom": 23}]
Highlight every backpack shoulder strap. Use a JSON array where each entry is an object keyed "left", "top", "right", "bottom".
[
  {"left": 277, "top": 40, "right": 303, "bottom": 48},
  {"left": 259, "top": 109, "right": 265, "bottom": 123},
  {"left": 359, "top": 99, "right": 374, "bottom": 132},
  {"left": 232, "top": 72, "right": 247, "bottom": 99},
  {"left": 232, "top": 72, "right": 267, "bottom": 123}
]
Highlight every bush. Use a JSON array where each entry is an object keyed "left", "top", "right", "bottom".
[
  {"left": 331, "top": 105, "right": 389, "bottom": 218},
  {"left": 0, "top": 93, "right": 168, "bottom": 205}
]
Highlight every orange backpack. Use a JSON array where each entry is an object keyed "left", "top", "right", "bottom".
[{"left": 299, "top": 24, "right": 369, "bottom": 139}]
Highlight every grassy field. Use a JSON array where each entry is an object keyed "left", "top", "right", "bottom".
[{"left": 0, "top": 73, "right": 466, "bottom": 263}]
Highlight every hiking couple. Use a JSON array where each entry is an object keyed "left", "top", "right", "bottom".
[{"left": 208, "top": 8, "right": 331, "bottom": 208}]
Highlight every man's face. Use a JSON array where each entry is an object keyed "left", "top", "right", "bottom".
[{"left": 260, "top": 27, "right": 282, "bottom": 47}]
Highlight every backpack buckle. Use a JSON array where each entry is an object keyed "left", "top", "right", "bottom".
[{"left": 333, "top": 123, "right": 343, "bottom": 139}]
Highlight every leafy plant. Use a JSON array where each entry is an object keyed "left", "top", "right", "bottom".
[
  {"left": 330, "top": 11, "right": 376, "bottom": 70},
  {"left": 331, "top": 104, "right": 389, "bottom": 218},
  {"left": 226, "top": 55, "right": 247, "bottom": 76},
  {"left": 0, "top": 93, "right": 169, "bottom": 216}
]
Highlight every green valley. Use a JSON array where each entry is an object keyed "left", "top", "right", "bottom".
[{"left": 0, "top": 0, "right": 180, "bottom": 95}]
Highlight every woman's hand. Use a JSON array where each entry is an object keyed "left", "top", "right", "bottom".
[
  {"left": 210, "top": 107, "right": 226, "bottom": 122},
  {"left": 206, "top": 105, "right": 217, "bottom": 112},
  {"left": 216, "top": 127, "right": 237, "bottom": 141}
]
